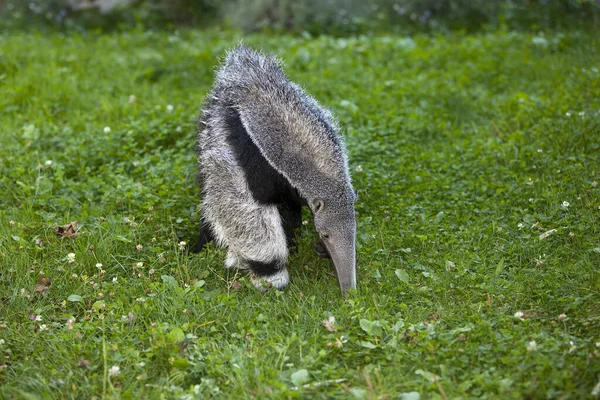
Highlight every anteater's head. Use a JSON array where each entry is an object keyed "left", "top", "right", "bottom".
[{"left": 310, "top": 186, "right": 357, "bottom": 295}]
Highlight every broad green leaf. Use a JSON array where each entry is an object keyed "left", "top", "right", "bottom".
[
  {"left": 359, "top": 341, "right": 377, "bottom": 349},
  {"left": 169, "top": 327, "right": 185, "bottom": 342},
  {"left": 359, "top": 319, "right": 383, "bottom": 336},
  {"left": 395, "top": 269, "right": 409, "bottom": 284},
  {"left": 399, "top": 392, "right": 420, "bottom": 400},
  {"left": 350, "top": 388, "right": 368, "bottom": 399},
  {"left": 415, "top": 369, "right": 440, "bottom": 382},
  {"left": 162, "top": 275, "right": 178, "bottom": 288},
  {"left": 67, "top": 294, "right": 83, "bottom": 302},
  {"left": 290, "top": 369, "right": 310, "bottom": 386},
  {"left": 495, "top": 258, "right": 505, "bottom": 275}
]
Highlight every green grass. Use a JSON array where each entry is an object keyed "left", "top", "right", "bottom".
[{"left": 0, "top": 28, "right": 599, "bottom": 399}]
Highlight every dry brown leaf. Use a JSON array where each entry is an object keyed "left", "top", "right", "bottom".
[
  {"left": 539, "top": 229, "right": 557, "bottom": 240},
  {"left": 322, "top": 316, "right": 337, "bottom": 332},
  {"left": 34, "top": 284, "right": 49, "bottom": 296},
  {"left": 54, "top": 221, "right": 80, "bottom": 239}
]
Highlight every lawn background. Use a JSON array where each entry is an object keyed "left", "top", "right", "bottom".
[{"left": 0, "top": 11, "right": 599, "bottom": 399}]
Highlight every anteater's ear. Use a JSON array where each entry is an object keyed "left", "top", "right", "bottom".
[{"left": 312, "top": 199, "right": 324, "bottom": 212}]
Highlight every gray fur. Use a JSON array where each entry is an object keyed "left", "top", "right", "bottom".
[{"left": 197, "top": 45, "right": 357, "bottom": 293}]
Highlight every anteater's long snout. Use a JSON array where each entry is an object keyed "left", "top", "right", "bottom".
[{"left": 326, "top": 231, "right": 357, "bottom": 295}]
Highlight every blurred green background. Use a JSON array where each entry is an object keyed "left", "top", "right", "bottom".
[{"left": 2, "top": 0, "right": 599, "bottom": 34}]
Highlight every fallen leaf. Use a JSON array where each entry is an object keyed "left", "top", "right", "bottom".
[
  {"left": 322, "top": 316, "right": 337, "bottom": 332},
  {"left": 539, "top": 229, "right": 557, "bottom": 240},
  {"left": 34, "top": 284, "right": 49, "bottom": 296},
  {"left": 54, "top": 221, "right": 80, "bottom": 239}
]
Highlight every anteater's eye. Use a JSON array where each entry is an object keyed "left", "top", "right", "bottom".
[
  {"left": 321, "top": 233, "right": 330, "bottom": 239},
  {"left": 313, "top": 199, "right": 324, "bottom": 212}
]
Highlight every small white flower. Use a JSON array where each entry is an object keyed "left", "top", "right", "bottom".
[
  {"left": 301, "top": 220, "right": 309, "bottom": 226},
  {"left": 558, "top": 313, "right": 567, "bottom": 321},
  {"left": 149, "top": 269, "right": 155, "bottom": 275},
  {"left": 592, "top": 181, "right": 598, "bottom": 187},
  {"left": 136, "top": 244, "right": 143, "bottom": 251},
  {"left": 103, "top": 126, "right": 111, "bottom": 134},
  {"left": 96, "top": 263, "right": 103, "bottom": 269},
  {"left": 355, "top": 165, "right": 363, "bottom": 172},
  {"left": 596, "top": 342, "right": 600, "bottom": 348},
  {"left": 565, "top": 112, "right": 571, "bottom": 117},
  {"left": 537, "top": 148, "right": 543, "bottom": 153},
  {"left": 514, "top": 311, "right": 524, "bottom": 319},
  {"left": 335, "top": 335, "right": 347, "bottom": 349},
  {"left": 135, "top": 262, "right": 143, "bottom": 268},
  {"left": 178, "top": 241, "right": 186, "bottom": 251},
  {"left": 112, "top": 276, "right": 118, "bottom": 284},
  {"left": 578, "top": 111, "right": 585, "bottom": 117},
  {"left": 9, "top": 220, "right": 15, "bottom": 226},
  {"left": 529, "top": 198, "right": 535, "bottom": 203},
  {"left": 0, "top": 339, "right": 5, "bottom": 345},
  {"left": 527, "top": 340, "right": 537, "bottom": 351},
  {"left": 128, "top": 95, "right": 136, "bottom": 103},
  {"left": 518, "top": 223, "right": 524, "bottom": 229},
  {"left": 166, "top": 104, "right": 174, "bottom": 112},
  {"left": 561, "top": 201, "right": 570, "bottom": 209},
  {"left": 44, "top": 160, "right": 52, "bottom": 166},
  {"left": 109, "top": 365, "right": 120, "bottom": 377},
  {"left": 67, "top": 253, "right": 76, "bottom": 263},
  {"left": 39, "top": 324, "right": 48, "bottom": 331}
]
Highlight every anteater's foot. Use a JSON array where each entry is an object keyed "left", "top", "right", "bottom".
[{"left": 250, "top": 268, "right": 290, "bottom": 291}]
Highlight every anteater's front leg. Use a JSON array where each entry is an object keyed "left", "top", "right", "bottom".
[{"left": 227, "top": 204, "right": 290, "bottom": 289}]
